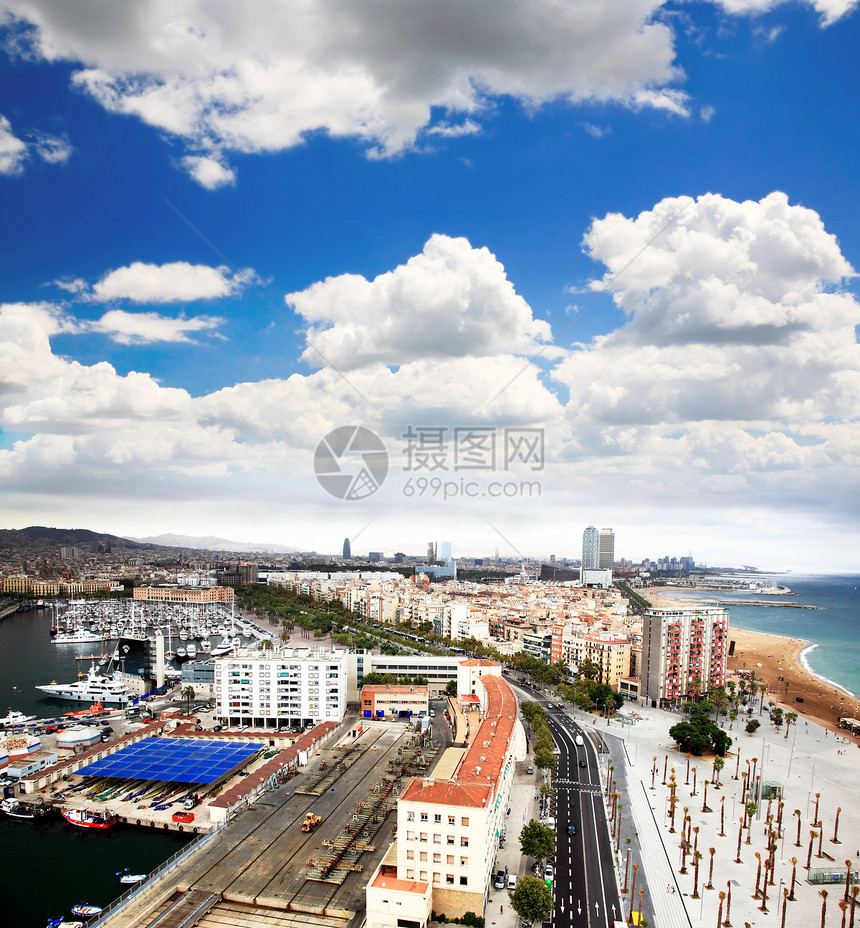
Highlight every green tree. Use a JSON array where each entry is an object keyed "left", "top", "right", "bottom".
[
  {"left": 444, "top": 679, "right": 458, "bottom": 697},
  {"left": 534, "top": 745, "right": 558, "bottom": 770},
  {"left": 509, "top": 875, "right": 553, "bottom": 924},
  {"left": 578, "top": 659, "right": 601, "bottom": 681},
  {"left": 181, "top": 684, "right": 195, "bottom": 716},
  {"left": 709, "top": 685, "right": 730, "bottom": 723},
  {"left": 519, "top": 820, "right": 555, "bottom": 865},
  {"left": 745, "top": 718, "right": 761, "bottom": 736}
]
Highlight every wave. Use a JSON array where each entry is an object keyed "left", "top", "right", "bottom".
[{"left": 799, "top": 643, "right": 857, "bottom": 700}]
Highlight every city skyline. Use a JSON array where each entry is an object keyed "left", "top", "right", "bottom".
[{"left": 1, "top": 3, "right": 860, "bottom": 572}]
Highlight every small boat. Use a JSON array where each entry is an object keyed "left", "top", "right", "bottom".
[
  {"left": 198, "top": 638, "right": 212, "bottom": 653},
  {"left": 64, "top": 701, "right": 107, "bottom": 719},
  {"left": 176, "top": 647, "right": 186, "bottom": 658},
  {"left": 1, "top": 797, "right": 49, "bottom": 820},
  {"left": 185, "top": 644, "right": 197, "bottom": 659},
  {"left": 210, "top": 642, "right": 233, "bottom": 656},
  {"left": 0, "top": 708, "right": 36, "bottom": 727},
  {"left": 46, "top": 919, "right": 84, "bottom": 928},
  {"left": 70, "top": 903, "right": 103, "bottom": 918},
  {"left": 62, "top": 808, "right": 118, "bottom": 829},
  {"left": 117, "top": 868, "right": 147, "bottom": 884}
]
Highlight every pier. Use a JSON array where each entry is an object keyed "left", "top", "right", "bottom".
[{"left": 91, "top": 720, "right": 440, "bottom": 928}]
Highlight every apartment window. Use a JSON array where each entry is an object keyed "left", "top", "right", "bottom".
[
  {"left": 419, "top": 871, "right": 428, "bottom": 881},
  {"left": 461, "top": 817, "right": 469, "bottom": 826},
  {"left": 460, "top": 876, "right": 468, "bottom": 886},
  {"left": 433, "top": 854, "right": 441, "bottom": 864},
  {"left": 406, "top": 850, "right": 414, "bottom": 860},
  {"left": 447, "top": 836, "right": 455, "bottom": 845},
  {"left": 420, "top": 813, "right": 428, "bottom": 822},
  {"left": 406, "top": 831, "right": 415, "bottom": 841},
  {"left": 448, "top": 816, "right": 455, "bottom": 825},
  {"left": 460, "top": 837, "right": 469, "bottom": 847},
  {"left": 446, "top": 874, "right": 455, "bottom": 885},
  {"left": 433, "top": 835, "right": 441, "bottom": 844},
  {"left": 406, "top": 869, "right": 414, "bottom": 880},
  {"left": 447, "top": 855, "right": 454, "bottom": 865},
  {"left": 434, "top": 814, "right": 442, "bottom": 824},
  {"left": 419, "top": 833, "right": 427, "bottom": 842},
  {"left": 406, "top": 812, "right": 414, "bottom": 822},
  {"left": 420, "top": 852, "right": 427, "bottom": 862},
  {"left": 460, "top": 857, "right": 468, "bottom": 867}
]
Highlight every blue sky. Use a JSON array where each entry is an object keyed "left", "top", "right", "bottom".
[{"left": 1, "top": 0, "right": 859, "bottom": 570}]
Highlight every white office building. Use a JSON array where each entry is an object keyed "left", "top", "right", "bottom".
[{"left": 214, "top": 648, "right": 348, "bottom": 729}]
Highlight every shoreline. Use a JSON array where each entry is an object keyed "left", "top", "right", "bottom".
[{"left": 647, "top": 586, "right": 859, "bottom": 730}]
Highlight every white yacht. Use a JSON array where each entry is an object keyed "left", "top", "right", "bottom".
[
  {"left": 185, "top": 643, "right": 197, "bottom": 659},
  {"left": 0, "top": 709, "right": 36, "bottom": 727},
  {"left": 53, "top": 627, "right": 106, "bottom": 645},
  {"left": 35, "top": 663, "right": 131, "bottom": 704}
]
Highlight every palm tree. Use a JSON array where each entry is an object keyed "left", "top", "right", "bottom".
[
  {"left": 181, "top": 684, "right": 195, "bottom": 716},
  {"left": 713, "top": 756, "right": 725, "bottom": 787}
]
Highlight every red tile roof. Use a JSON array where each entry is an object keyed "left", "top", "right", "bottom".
[{"left": 400, "top": 670, "right": 516, "bottom": 807}]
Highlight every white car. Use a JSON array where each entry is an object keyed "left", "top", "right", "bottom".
[
  {"left": 544, "top": 864, "right": 554, "bottom": 882},
  {"left": 545, "top": 816, "right": 556, "bottom": 830},
  {"left": 507, "top": 874, "right": 518, "bottom": 889}
]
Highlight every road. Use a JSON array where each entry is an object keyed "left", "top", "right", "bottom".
[
  {"left": 545, "top": 708, "right": 622, "bottom": 928},
  {"left": 511, "top": 683, "right": 622, "bottom": 928}
]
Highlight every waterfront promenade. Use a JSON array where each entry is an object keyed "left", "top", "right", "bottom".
[{"left": 585, "top": 703, "right": 860, "bottom": 927}]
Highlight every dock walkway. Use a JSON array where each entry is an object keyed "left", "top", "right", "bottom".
[{"left": 94, "top": 720, "right": 440, "bottom": 928}]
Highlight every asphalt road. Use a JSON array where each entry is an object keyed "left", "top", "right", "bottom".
[{"left": 545, "top": 708, "right": 623, "bottom": 928}]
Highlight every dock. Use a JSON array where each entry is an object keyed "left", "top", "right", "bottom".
[{"left": 91, "top": 719, "right": 441, "bottom": 928}]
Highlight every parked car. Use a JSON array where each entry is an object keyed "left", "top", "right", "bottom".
[
  {"left": 526, "top": 765, "right": 534, "bottom": 774},
  {"left": 545, "top": 816, "right": 555, "bottom": 830},
  {"left": 494, "top": 870, "right": 506, "bottom": 890},
  {"left": 507, "top": 874, "right": 518, "bottom": 890},
  {"left": 544, "top": 864, "right": 554, "bottom": 882}
]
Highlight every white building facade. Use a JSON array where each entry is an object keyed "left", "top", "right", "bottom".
[
  {"left": 214, "top": 648, "right": 348, "bottom": 728},
  {"left": 366, "top": 663, "right": 519, "bottom": 928}
]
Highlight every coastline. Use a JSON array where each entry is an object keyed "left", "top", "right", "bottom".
[{"left": 647, "top": 586, "right": 860, "bottom": 731}]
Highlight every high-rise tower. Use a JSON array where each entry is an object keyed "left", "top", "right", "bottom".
[
  {"left": 342, "top": 537, "right": 351, "bottom": 559},
  {"left": 582, "top": 526, "right": 599, "bottom": 569},
  {"left": 598, "top": 528, "right": 615, "bottom": 569}
]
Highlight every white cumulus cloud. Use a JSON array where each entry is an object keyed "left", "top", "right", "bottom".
[
  {"left": 0, "top": 0, "right": 690, "bottom": 184},
  {"left": 547, "top": 191, "right": 860, "bottom": 514},
  {"left": 91, "top": 261, "right": 242, "bottom": 303},
  {"left": 0, "top": 114, "right": 29, "bottom": 174},
  {"left": 288, "top": 234, "right": 555, "bottom": 371},
  {"left": 91, "top": 309, "right": 225, "bottom": 344}
]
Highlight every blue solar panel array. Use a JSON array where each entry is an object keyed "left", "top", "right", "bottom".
[{"left": 77, "top": 737, "right": 264, "bottom": 784}]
